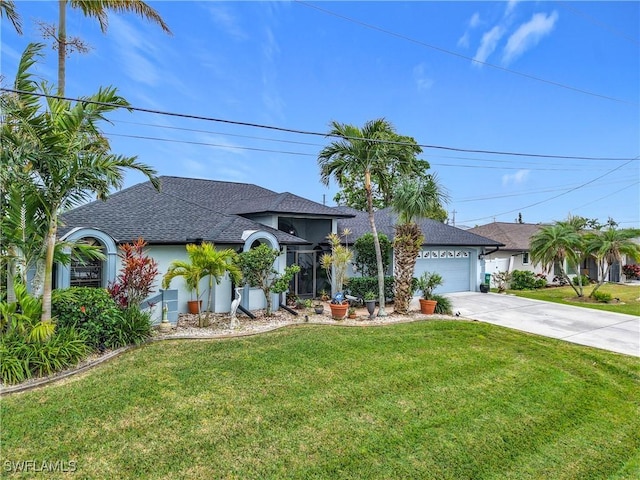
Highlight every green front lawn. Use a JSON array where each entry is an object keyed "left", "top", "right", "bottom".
[
  {"left": 2, "top": 322, "right": 639, "bottom": 479},
  {"left": 507, "top": 283, "right": 640, "bottom": 315}
]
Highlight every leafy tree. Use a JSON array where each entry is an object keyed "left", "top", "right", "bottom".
[
  {"left": 391, "top": 174, "right": 448, "bottom": 314},
  {"left": 585, "top": 227, "right": 640, "bottom": 297},
  {"left": 353, "top": 233, "right": 392, "bottom": 277},
  {"left": 319, "top": 118, "right": 423, "bottom": 315},
  {"left": 236, "top": 243, "right": 300, "bottom": 316},
  {"left": 2, "top": 43, "right": 159, "bottom": 324},
  {"left": 333, "top": 159, "right": 432, "bottom": 211}
]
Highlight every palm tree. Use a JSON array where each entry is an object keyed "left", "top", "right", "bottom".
[
  {"left": 318, "top": 119, "right": 422, "bottom": 316},
  {"left": 530, "top": 222, "right": 584, "bottom": 297},
  {"left": 586, "top": 227, "right": 640, "bottom": 297},
  {"left": 41, "top": 0, "right": 171, "bottom": 94},
  {"left": 188, "top": 242, "right": 242, "bottom": 313},
  {"left": 0, "top": 0, "right": 22, "bottom": 34},
  {"left": 3, "top": 43, "right": 159, "bottom": 323},
  {"left": 391, "top": 174, "right": 449, "bottom": 314}
]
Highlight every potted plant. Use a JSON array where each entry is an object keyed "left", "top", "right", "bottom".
[
  {"left": 416, "top": 271, "right": 443, "bottom": 314},
  {"left": 162, "top": 256, "right": 205, "bottom": 316},
  {"left": 321, "top": 230, "right": 353, "bottom": 319},
  {"left": 364, "top": 290, "right": 377, "bottom": 319},
  {"left": 348, "top": 306, "right": 357, "bottom": 319},
  {"left": 314, "top": 302, "right": 325, "bottom": 314}
]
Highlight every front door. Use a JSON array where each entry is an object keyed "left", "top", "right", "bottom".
[{"left": 294, "top": 251, "right": 316, "bottom": 299}]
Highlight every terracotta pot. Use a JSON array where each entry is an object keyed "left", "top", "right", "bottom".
[
  {"left": 187, "top": 300, "right": 202, "bottom": 314},
  {"left": 419, "top": 298, "right": 437, "bottom": 315},
  {"left": 329, "top": 302, "right": 349, "bottom": 320}
]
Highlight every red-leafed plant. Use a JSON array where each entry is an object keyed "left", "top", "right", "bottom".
[
  {"left": 622, "top": 264, "right": 640, "bottom": 280},
  {"left": 108, "top": 238, "right": 159, "bottom": 309}
]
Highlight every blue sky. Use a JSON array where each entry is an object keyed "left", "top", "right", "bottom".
[{"left": 2, "top": 1, "right": 638, "bottom": 227}]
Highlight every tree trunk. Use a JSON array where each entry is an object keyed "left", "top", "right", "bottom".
[
  {"left": 393, "top": 223, "right": 421, "bottom": 314},
  {"left": 365, "top": 169, "right": 387, "bottom": 316},
  {"left": 57, "top": 0, "right": 66, "bottom": 95},
  {"left": 41, "top": 215, "right": 58, "bottom": 323}
]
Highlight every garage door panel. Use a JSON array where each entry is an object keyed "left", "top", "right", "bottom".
[{"left": 414, "top": 249, "right": 472, "bottom": 293}]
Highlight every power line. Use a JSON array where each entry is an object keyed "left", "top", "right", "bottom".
[
  {"left": 459, "top": 159, "right": 637, "bottom": 223},
  {"left": 295, "top": 1, "right": 638, "bottom": 106},
  {"left": 558, "top": 1, "right": 639, "bottom": 46},
  {"left": 3, "top": 87, "right": 637, "bottom": 162}
]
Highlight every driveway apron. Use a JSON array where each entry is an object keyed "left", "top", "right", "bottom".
[{"left": 447, "top": 292, "right": 639, "bottom": 357}]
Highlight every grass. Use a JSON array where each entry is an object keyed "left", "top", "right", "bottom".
[
  {"left": 507, "top": 283, "right": 640, "bottom": 315},
  {"left": 2, "top": 321, "right": 639, "bottom": 479}
]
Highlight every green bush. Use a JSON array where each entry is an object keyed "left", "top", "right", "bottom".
[
  {"left": 346, "top": 276, "right": 395, "bottom": 302},
  {"left": 591, "top": 291, "right": 612, "bottom": 303},
  {"left": 52, "top": 287, "right": 124, "bottom": 351},
  {"left": 572, "top": 274, "right": 591, "bottom": 286},
  {"left": 353, "top": 233, "right": 392, "bottom": 277},
  {"left": 431, "top": 294, "right": 452, "bottom": 315},
  {"left": 0, "top": 327, "right": 89, "bottom": 385},
  {"left": 510, "top": 270, "right": 547, "bottom": 290},
  {"left": 118, "top": 307, "right": 153, "bottom": 346}
]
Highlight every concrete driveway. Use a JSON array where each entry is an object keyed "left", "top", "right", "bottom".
[{"left": 447, "top": 292, "right": 640, "bottom": 357}]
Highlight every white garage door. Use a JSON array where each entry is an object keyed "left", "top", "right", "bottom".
[{"left": 414, "top": 249, "right": 472, "bottom": 293}]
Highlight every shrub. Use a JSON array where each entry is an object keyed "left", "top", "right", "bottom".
[
  {"left": 491, "top": 271, "right": 512, "bottom": 293},
  {"left": 346, "top": 276, "right": 395, "bottom": 302},
  {"left": 107, "top": 238, "right": 159, "bottom": 309},
  {"left": 114, "top": 307, "right": 153, "bottom": 347},
  {"left": 592, "top": 291, "right": 612, "bottom": 303},
  {"left": 353, "top": 233, "right": 392, "bottom": 277},
  {"left": 510, "top": 270, "right": 546, "bottom": 290},
  {"left": 572, "top": 274, "right": 591, "bottom": 286},
  {"left": 52, "top": 288, "right": 124, "bottom": 351},
  {"left": 622, "top": 264, "right": 640, "bottom": 280},
  {"left": 0, "top": 327, "right": 89, "bottom": 385},
  {"left": 431, "top": 294, "right": 452, "bottom": 315}
]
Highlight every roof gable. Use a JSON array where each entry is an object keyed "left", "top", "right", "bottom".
[{"left": 467, "top": 222, "right": 543, "bottom": 250}]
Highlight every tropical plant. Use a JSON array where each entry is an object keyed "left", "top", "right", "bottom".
[
  {"left": 585, "top": 227, "right": 640, "bottom": 297},
  {"left": 431, "top": 294, "right": 453, "bottom": 315},
  {"left": 530, "top": 220, "right": 585, "bottom": 297},
  {"left": 391, "top": 174, "right": 449, "bottom": 314},
  {"left": 622, "top": 264, "right": 640, "bottom": 280},
  {"left": 510, "top": 270, "right": 547, "bottom": 290},
  {"left": 187, "top": 242, "right": 242, "bottom": 313},
  {"left": 52, "top": 287, "right": 125, "bottom": 351},
  {"left": 415, "top": 272, "right": 443, "bottom": 301},
  {"left": 21, "top": 0, "right": 171, "bottom": 95},
  {"left": 2, "top": 43, "right": 159, "bottom": 325},
  {"left": 107, "top": 238, "right": 158, "bottom": 309},
  {"left": 236, "top": 243, "right": 300, "bottom": 316},
  {"left": 0, "top": 282, "right": 55, "bottom": 343},
  {"left": 320, "top": 231, "right": 353, "bottom": 295},
  {"left": 319, "top": 118, "right": 423, "bottom": 315},
  {"left": 0, "top": 0, "right": 22, "bottom": 34},
  {"left": 491, "top": 271, "right": 512, "bottom": 293},
  {"left": 353, "top": 233, "right": 392, "bottom": 277}
]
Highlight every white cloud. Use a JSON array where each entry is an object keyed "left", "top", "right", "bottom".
[
  {"left": 413, "top": 63, "right": 434, "bottom": 91},
  {"left": 502, "top": 11, "right": 559, "bottom": 65},
  {"left": 469, "top": 12, "right": 481, "bottom": 28},
  {"left": 502, "top": 169, "right": 530, "bottom": 186},
  {"left": 472, "top": 25, "right": 505, "bottom": 65},
  {"left": 457, "top": 12, "right": 481, "bottom": 48},
  {"left": 207, "top": 5, "right": 248, "bottom": 41},
  {"left": 505, "top": 0, "right": 520, "bottom": 17}
]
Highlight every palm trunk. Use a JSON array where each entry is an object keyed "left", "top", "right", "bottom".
[
  {"left": 366, "top": 169, "right": 387, "bottom": 316},
  {"left": 41, "top": 214, "right": 58, "bottom": 323},
  {"left": 393, "top": 223, "right": 421, "bottom": 314},
  {"left": 57, "top": 0, "right": 66, "bottom": 95}
]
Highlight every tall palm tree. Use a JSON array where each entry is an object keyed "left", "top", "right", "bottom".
[
  {"left": 318, "top": 118, "right": 422, "bottom": 316},
  {"left": 0, "top": 0, "right": 22, "bottom": 34},
  {"left": 4, "top": 43, "right": 159, "bottom": 323},
  {"left": 391, "top": 174, "right": 449, "bottom": 314},
  {"left": 49, "top": 0, "right": 171, "bottom": 94},
  {"left": 586, "top": 227, "right": 640, "bottom": 296},
  {"left": 530, "top": 222, "right": 584, "bottom": 297}
]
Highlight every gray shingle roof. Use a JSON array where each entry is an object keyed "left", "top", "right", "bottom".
[
  {"left": 59, "top": 177, "right": 317, "bottom": 245},
  {"left": 467, "top": 222, "right": 544, "bottom": 250},
  {"left": 337, "top": 207, "right": 503, "bottom": 247}
]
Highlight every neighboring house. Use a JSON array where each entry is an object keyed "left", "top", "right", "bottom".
[
  {"left": 337, "top": 207, "right": 503, "bottom": 294},
  {"left": 468, "top": 222, "right": 639, "bottom": 284},
  {"left": 467, "top": 222, "right": 547, "bottom": 285},
  {"left": 56, "top": 176, "right": 502, "bottom": 315}
]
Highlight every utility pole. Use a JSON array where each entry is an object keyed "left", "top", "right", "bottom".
[{"left": 451, "top": 209, "right": 457, "bottom": 227}]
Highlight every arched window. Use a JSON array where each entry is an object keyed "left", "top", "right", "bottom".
[{"left": 70, "top": 237, "right": 106, "bottom": 288}]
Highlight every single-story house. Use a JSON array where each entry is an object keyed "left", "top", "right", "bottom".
[
  {"left": 57, "top": 176, "right": 501, "bottom": 318},
  {"left": 468, "top": 221, "right": 639, "bottom": 284},
  {"left": 337, "top": 207, "right": 503, "bottom": 294}
]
